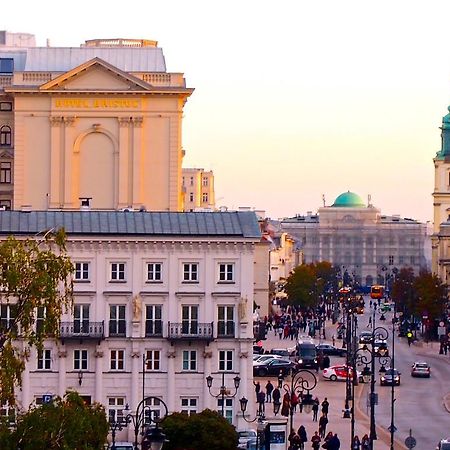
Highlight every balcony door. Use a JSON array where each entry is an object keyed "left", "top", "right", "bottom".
[
  {"left": 182, "top": 305, "right": 198, "bottom": 335},
  {"left": 74, "top": 305, "right": 90, "bottom": 334}
]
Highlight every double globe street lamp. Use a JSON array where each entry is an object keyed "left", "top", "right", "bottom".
[{"left": 205, "top": 373, "right": 241, "bottom": 418}]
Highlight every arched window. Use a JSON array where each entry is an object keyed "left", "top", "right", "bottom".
[{"left": 0, "top": 126, "right": 11, "bottom": 146}]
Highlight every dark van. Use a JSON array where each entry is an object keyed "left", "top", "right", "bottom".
[{"left": 297, "top": 340, "right": 318, "bottom": 369}]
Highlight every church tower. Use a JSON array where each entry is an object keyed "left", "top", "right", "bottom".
[{"left": 431, "top": 106, "right": 450, "bottom": 280}]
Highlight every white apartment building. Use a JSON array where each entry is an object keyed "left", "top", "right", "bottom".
[
  {"left": 0, "top": 210, "right": 261, "bottom": 440},
  {"left": 182, "top": 168, "right": 215, "bottom": 211}
]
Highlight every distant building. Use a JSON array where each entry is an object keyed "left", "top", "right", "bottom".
[
  {"left": 280, "top": 191, "right": 429, "bottom": 288},
  {"left": 0, "top": 31, "right": 193, "bottom": 211},
  {"left": 182, "top": 168, "right": 215, "bottom": 211}
]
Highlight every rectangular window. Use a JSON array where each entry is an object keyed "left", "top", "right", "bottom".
[
  {"left": 183, "top": 263, "right": 198, "bottom": 282},
  {"left": 0, "top": 102, "right": 12, "bottom": 111},
  {"left": 190, "top": 177, "right": 194, "bottom": 186},
  {"left": 410, "top": 256, "right": 415, "bottom": 265},
  {"left": 0, "top": 127, "right": 11, "bottom": 146},
  {"left": 144, "top": 397, "right": 162, "bottom": 424},
  {"left": 36, "top": 306, "right": 46, "bottom": 335},
  {"left": 182, "top": 305, "right": 198, "bottom": 335},
  {"left": 202, "top": 176, "right": 208, "bottom": 187},
  {"left": 182, "top": 350, "right": 197, "bottom": 371},
  {"left": 218, "top": 263, "right": 234, "bottom": 282},
  {"left": 399, "top": 255, "right": 404, "bottom": 264},
  {"left": 37, "top": 349, "right": 52, "bottom": 370},
  {"left": 218, "top": 306, "right": 234, "bottom": 337},
  {"left": 189, "top": 192, "right": 194, "bottom": 202},
  {"left": 109, "top": 305, "right": 126, "bottom": 336},
  {"left": 108, "top": 397, "right": 125, "bottom": 423},
  {"left": 74, "top": 304, "right": 90, "bottom": 334},
  {"left": 145, "top": 305, "right": 162, "bottom": 336},
  {"left": 0, "top": 304, "right": 16, "bottom": 334},
  {"left": 0, "top": 59, "right": 14, "bottom": 74},
  {"left": 145, "top": 350, "right": 161, "bottom": 371},
  {"left": 0, "top": 402, "right": 15, "bottom": 425},
  {"left": 74, "top": 262, "right": 90, "bottom": 281},
  {"left": 217, "top": 398, "right": 233, "bottom": 423},
  {"left": 110, "top": 262, "right": 126, "bottom": 281},
  {"left": 388, "top": 255, "right": 394, "bottom": 266},
  {"left": 147, "top": 263, "right": 162, "bottom": 282},
  {"left": 218, "top": 350, "right": 233, "bottom": 371},
  {"left": 202, "top": 192, "right": 208, "bottom": 203},
  {"left": 0, "top": 162, "right": 11, "bottom": 183},
  {"left": 0, "top": 200, "right": 11, "bottom": 211},
  {"left": 110, "top": 350, "right": 125, "bottom": 371},
  {"left": 74, "top": 349, "right": 88, "bottom": 370},
  {"left": 181, "top": 398, "right": 197, "bottom": 415}
]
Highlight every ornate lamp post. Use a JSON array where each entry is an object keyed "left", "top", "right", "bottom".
[
  {"left": 205, "top": 372, "right": 240, "bottom": 417},
  {"left": 124, "top": 396, "right": 169, "bottom": 450}
]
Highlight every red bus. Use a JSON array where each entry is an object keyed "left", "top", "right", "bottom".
[{"left": 370, "top": 285, "right": 384, "bottom": 300}]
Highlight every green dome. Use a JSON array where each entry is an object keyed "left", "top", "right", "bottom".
[{"left": 332, "top": 191, "right": 365, "bottom": 208}]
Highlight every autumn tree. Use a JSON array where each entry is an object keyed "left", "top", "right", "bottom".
[
  {"left": 413, "top": 270, "right": 447, "bottom": 322},
  {"left": 162, "top": 409, "right": 238, "bottom": 450},
  {"left": 1, "top": 391, "right": 109, "bottom": 450},
  {"left": 391, "top": 267, "right": 416, "bottom": 314},
  {"left": 0, "top": 230, "right": 73, "bottom": 404}
]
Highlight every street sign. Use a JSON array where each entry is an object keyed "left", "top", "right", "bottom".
[
  {"left": 388, "top": 425, "right": 397, "bottom": 433},
  {"left": 42, "top": 394, "right": 53, "bottom": 404},
  {"left": 405, "top": 436, "right": 416, "bottom": 448},
  {"left": 438, "top": 326, "right": 446, "bottom": 336}
]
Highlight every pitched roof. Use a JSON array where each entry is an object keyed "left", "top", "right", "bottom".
[{"left": 0, "top": 211, "right": 261, "bottom": 239}]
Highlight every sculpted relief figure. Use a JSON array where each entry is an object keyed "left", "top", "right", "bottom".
[{"left": 132, "top": 294, "right": 142, "bottom": 320}]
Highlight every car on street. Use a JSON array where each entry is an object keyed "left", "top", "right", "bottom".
[
  {"left": 359, "top": 331, "right": 373, "bottom": 347},
  {"left": 411, "top": 361, "right": 431, "bottom": 378},
  {"left": 269, "top": 347, "right": 297, "bottom": 359},
  {"left": 253, "top": 354, "right": 282, "bottom": 364},
  {"left": 322, "top": 364, "right": 364, "bottom": 383},
  {"left": 315, "top": 343, "right": 347, "bottom": 357},
  {"left": 238, "top": 430, "right": 257, "bottom": 449},
  {"left": 110, "top": 443, "right": 134, "bottom": 450},
  {"left": 253, "top": 358, "right": 298, "bottom": 377},
  {"left": 436, "top": 438, "right": 450, "bottom": 450},
  {"left": 374, "top": 339, "right": 389, "bottom": 356},
  {"left": 380, "top": 368, "right": 401, "bottom": 386}
]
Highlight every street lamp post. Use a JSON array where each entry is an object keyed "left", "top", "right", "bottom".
[
  {"left": 205, "top": 372, "right": 241, "bottom": 418},
  {"left": 280, "top": 369, "right": 318, "bottom": 435},
  {"left": 124, "top": 396, "right": 169, "bottom": 450},
  {"left": 109, "top": 417, "right": 126, "bottom": 450}
]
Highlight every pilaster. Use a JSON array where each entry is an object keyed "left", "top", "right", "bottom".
[
  {"left": 118, "top": 117, "right": 131, "bottom": 207},
  {"left": 49, "top": 116, "right": 63, "bottom": 208}
]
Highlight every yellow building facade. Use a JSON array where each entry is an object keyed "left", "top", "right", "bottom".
[{"left": 0, "top": 34, "right": 193, "bottom": 211}]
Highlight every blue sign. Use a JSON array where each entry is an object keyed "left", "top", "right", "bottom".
[{"left": 42, "top": 394, "right": 53, "bottom": 404}]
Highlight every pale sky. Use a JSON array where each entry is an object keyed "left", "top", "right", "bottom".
[{"left": 3, "top": 0, "right": 450, "bottom": 222}]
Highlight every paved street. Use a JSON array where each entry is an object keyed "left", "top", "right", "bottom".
[{"left": 256, "top": 299, "right": 450, "bottom": 449}]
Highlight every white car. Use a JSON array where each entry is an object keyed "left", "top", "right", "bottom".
[
  {"left": 253, "top": 354, "right": 282, "bottom": 364},
  {"left": 322, "top": 365, "right": 364, "bottom": 383},
  {"left": 238, "top": 429, "right": 257, "bottom": 449}
]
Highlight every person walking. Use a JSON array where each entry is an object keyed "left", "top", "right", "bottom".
[
  {"left": 311, "top": 431, "right": 321, "bottom": 450},
  {"left": 361, "top": 434, "right": 370, "bottom": 450},
  {"left": 352, "top": 435, "right": 361, "bottom": 450},
  {"left": 318, "top": 413, "right": 328, "bottom": 438},
  {"left": 281, "top": 390, "right": 291, "bottom": 417},
  {"left": 273, "top": 386, "right": 281, "bottom": 406},
  {"left": 312, "top": 397, "right": 319, "bottom": 421},
  {"left": 257, "top": 390, "right": 266, "bottom": 414},
  {"left": 266, "top": 380, "right": 274, "bottom": 403},
  {"left": 321, "top": 397, "right": 330, "bottom": 417},
  {"left": 297, "top": 425, "right": 307, "bottom": 450},
  {"left": 327, "top": 433, "right": 340, "bottom": 450}
]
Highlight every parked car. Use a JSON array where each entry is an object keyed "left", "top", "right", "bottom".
[
  {"left": 253, "top": 354, "right": 282, "bottom": 364},
  {"left": 436, "top": 438, "right": 450, "bottom": 450},
  {"left": 238, "top": 429, "right": 257, "bottom": 449},
  {"left": 322, "top": 365, "right": 364, "bottom": 383},
  {"left": 269, "top": 347, "right": 297, "bottom": 359},
  {"left": 380, "top": 368, "right": 401, "bottom": 386},
  {"left": 253, "top": 358, "right": 297, "bottom": 377},
  {"left": 411, "top": 361, "right": 431, "bottom": 378},
  {"left": 316, "top": 343, "right": 347, "bottom": 357},
  {"left": 297, "top": 340, "right": 318, "bottom": 369}
]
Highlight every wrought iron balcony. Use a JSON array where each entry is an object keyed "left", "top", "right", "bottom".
[
  {"left": 167, "top": 321, "right": 214, "bottom": 342},
  {"left": 59, "top": 321, "right": 105, "bottom": 341}
]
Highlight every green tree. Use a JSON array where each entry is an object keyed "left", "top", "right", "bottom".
[
  {"left": 162, "top": 409, "right": 238, "bottom": 450},
  {"left": 0, "top": 230, "right": 73, "bottom": 404},
  {"left": 285, "top": 264, "right": 317, "bottom": 309},
  {"left": 6, "top": 391, "right": 108, "bottom": 450},
  {"left": 413, "top": 270, "right": 447, "bottom": 322}
]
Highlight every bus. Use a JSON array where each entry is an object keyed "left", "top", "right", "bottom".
[{"left": 370, "top": 285, "right": 384, "bottom": 300}]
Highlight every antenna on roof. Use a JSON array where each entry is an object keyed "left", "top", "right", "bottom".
[{"left": 322, "top": 194, "right": 326, "bottom": 207}]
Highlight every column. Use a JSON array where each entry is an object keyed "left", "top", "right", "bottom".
[
  {"left": 49, "top": 116, "right": 63, "bottom": 208},
  {"left": 58, "top": 349, "right": 67, "bottom": 398},
  {"left": 167, "top": 350, "right": 176, "bottom": 413},
  {"left": 21, "top": 358, "right": 31, "bottom": 409},
  {"left": 131, "top": 117, "right": 143, "bottom": 207},
  {"left": 117, "top": 117, "right": 131, "bottom": 207},
  {"left": 129, "top": 351, "right": 141, "bottom": 443},
  {"left": 63, "top": 116, "right": 77, "bottom": 207},
  {"left": 94, "top": 349, "right": 103, "bottom": 404}
]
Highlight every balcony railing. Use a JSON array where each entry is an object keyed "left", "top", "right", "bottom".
[
  {"left": 167, "top": 322, "right": 213, "bottom": 342},
  {"left": 59, "top": 321, "right": 105, "bottom": 341}
]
